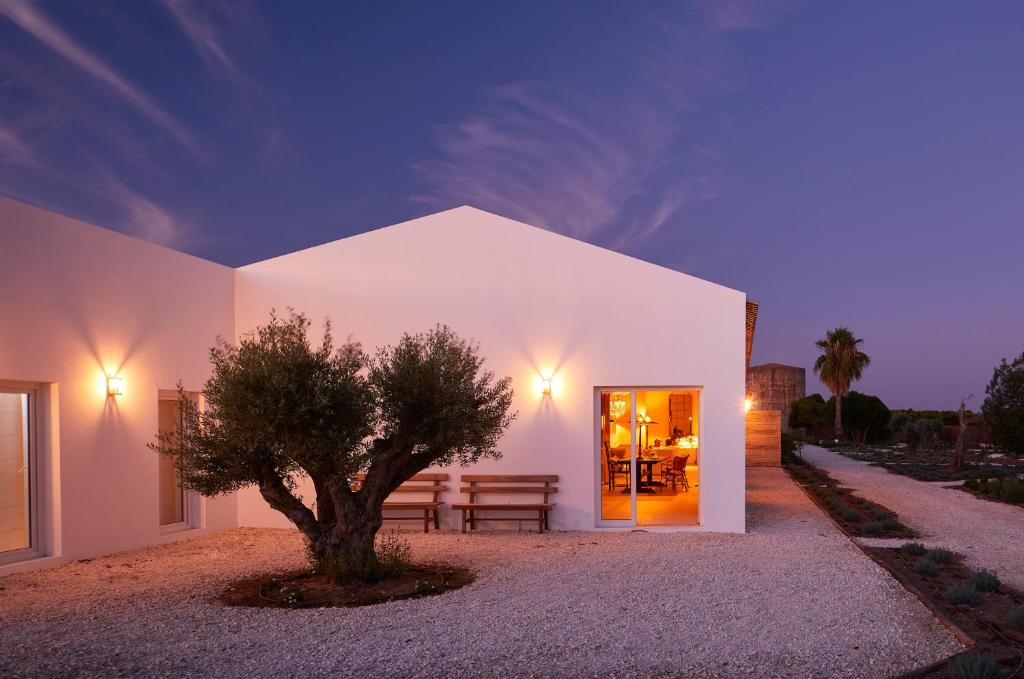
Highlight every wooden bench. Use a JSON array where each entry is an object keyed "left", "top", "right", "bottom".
[
  {"left": 352, "top": 473, "right": 447, "bottom": 533},
  {"left": 452, "top": 475, "right": 558, "bottom": 534}
]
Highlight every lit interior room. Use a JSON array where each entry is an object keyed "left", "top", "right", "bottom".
[{"left": 599, "top": 389, "right": 700, "bottom": 525}]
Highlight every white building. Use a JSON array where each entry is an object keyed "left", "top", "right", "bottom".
[{"left": 1, "top": 197, "right": 749, "bottom": 574}]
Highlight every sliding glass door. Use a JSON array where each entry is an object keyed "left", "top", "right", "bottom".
[
  {"left": 598, "top": 387, "right": 701, "bottom": 527},
  {"left": 0, "top": 387, "right": 35, "bottom": 563}
]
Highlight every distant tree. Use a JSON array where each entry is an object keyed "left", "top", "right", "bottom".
[
  {"left": 152, "top": 311, "right": 515, "bottom": 582},
  {"left": 825, "top": 391, "right": 890, "bottom": 443},
  {"left": 813, "top": 327, "right": 871, "bottom": 439},
  {"left": 952, "top": 395, "right": 973, "bottom": 471},
  {"left": 788, "top": 394, "right": 828, "bottom": 435},
  {"left": 982, "top": 352, "right": 1024, "bottom": 455},
  {"left": 893, "top": 414, "right": 943, "bottom": 451}
]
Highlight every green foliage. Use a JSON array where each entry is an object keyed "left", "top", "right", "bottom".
[
  {"left": 891, "top": 414, "right": 943, "bottom": 450},
  {"left": 945, "top": 583, "right": 981, "bottom": 606},
  {"left": 824, "top": 391, "right": 891, "bottom": 443},
  {"left": 900, "top": 542, "right": 927, "bottom": 556},
  {"left": 781, "top": 432, "right": 804, "bottom": 464},
  {"left": 965, "top": 476, "right": 1024, "bottom": 505},
  {"left": 152, "top": 310, "right": 516, "bottom": 582},
  {"left": 374, "top": 530, "right": 413, "bottom": 579},
  {"left": 881, "top": 518, "right": 902, "bottom": 532},
  {"left": 788, "top": 394, "right": 828, "bottom": 432},
  {"left": 813, "top": 327, "right": 871, "bottom": 436},
  {"left": 892, "top": 409, "right": 968, "bottom": 427},
  {"left": 947, "top": 652, "right": 1002, "bottom": 679},
  {"left": 914, "top": 559, "right": 938, "bottom": 577},
  {"left": 967, "top": 569, "right": 1000, "bottom": 593},
  {"left": 982, "top": 351, "right": 1024, "bottom": 454},
  {"left": 863, "top": 521, "right": 884, "bottom": 534},
  {"left": 926, "top": 548, "right": 955, "bottom": 564},
  {"left": 1009, "top": 604, "right": 1024, "bottom": 630},
  {"left": 839, "top": 507, "right": 861, "bottom": 523}
]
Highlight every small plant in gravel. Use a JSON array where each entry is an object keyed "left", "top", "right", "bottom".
[
  {"left": 863, "top": 521, "right": 884, "bottom": 535},
  {"left": 375, "top": 531, "right": 413, "bottom": 578},
  {"left": 926, "top": 548, "right": 955, "bottom": 564},
  {"left": 967, "top": 569, "right": 1001, "bottom": 593},
  {"left": 280, "top": 585, "right": 305, "bottom": 607},
  {"left": 945, "top": 583, "right": 981, "bottom": 606},
  {"left": 1009, "top": 604, "right": 1024, "bottom": 630},
  {"left": 901, "top": 542, "right": 927, "bottom": 556},
  {"left": 947, "top": 651, "right": 1002, "bottom": 679},
  {"left": 839, "top": 507, "right": 861, "bottom": 523},
  {"left": 915, "top": 559, "right": 939, "bottom": 577}
]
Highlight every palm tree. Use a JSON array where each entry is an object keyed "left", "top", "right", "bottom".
[{"left": 813, "top": 327, "right": 871, "bottom": 439}]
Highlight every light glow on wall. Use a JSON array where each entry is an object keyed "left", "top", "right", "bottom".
[
  {"left": 534, "top": 371, "right": 562, "bottom": 398},
  {"left": 744, "top": 398, "right": 753, "bottom": 413}
]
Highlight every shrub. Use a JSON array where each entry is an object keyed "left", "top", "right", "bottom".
[
  {"left": 839, "top": 507, "right": 861, "bottom": 523},
  {"left": 967, "top": 569, "right": 1000, "bottom": 593},
  {"left": 926, "top": 548, "right": 955, "bottom": 564},
  {"left": 866, "top": 503, "right": 893, "bottom": 520},
  {"left": 945, "top": 583, "right": 981, "bottom": 606},
  {"left": 1009, "top": 604, "right": 1024, "bottom": 630},
  {"left": 915, "top": 559, "right": 938, "bottom": 577},
  {"left": 901, "top": 542, "right": 927, "bottom": 556},
  {"left": 863, "top": 521, "right": 884, "bottom": 535},
  {"left": 375, "top": 530, "right": 413, "bottom": 578},
  {"left": 882, "top": 518, "right": 903, "bottom": 532},
  {"left": 947, "top": 652, "right": 1002, "bottom": 679}
]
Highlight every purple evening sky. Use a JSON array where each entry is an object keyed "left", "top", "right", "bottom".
[{"left": 1, "top": 1, "right": 1021, "bottom": 409}]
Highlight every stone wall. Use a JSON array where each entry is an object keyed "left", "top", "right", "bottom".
[{"left": 747, "top": 363, "right": 806, "bottom": 432}]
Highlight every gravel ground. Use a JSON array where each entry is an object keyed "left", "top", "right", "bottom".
[
  {"left": 802, "top": 445, "right": 1024, "bottom": 591},
  {"left": 0, "top": 468, "right": 961, "bottom": 678}
]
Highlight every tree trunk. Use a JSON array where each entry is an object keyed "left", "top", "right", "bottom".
[
  {"left": 310, "top": 504, "right": 383, "bottom": 583},
  {"left": 833, "top": 392, "right": 843, "bottom": 439},
  {"left": 953, "top": 402, "right": 968, "bottom": 471}
]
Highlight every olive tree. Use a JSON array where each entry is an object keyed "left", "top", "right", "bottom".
[{"left": 153, "top": 311, "right": 515, "bottom": 581}]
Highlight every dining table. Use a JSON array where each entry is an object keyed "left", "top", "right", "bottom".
[{"left": 612, "top": 455, "right": 669, "bottom": 494}]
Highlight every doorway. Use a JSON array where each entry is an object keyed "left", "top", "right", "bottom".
[
  {"left": 157, "top": 392, "right": 196, "bottom": 531},
  {"left": 597, "top": 387, "right": 701, "bottom": 527}
]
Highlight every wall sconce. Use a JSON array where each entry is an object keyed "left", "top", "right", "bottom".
[
  {"left": 744, "top": 398, "right": 753, "bottom": 413},
  {"left": 107, "top": 376, "right": 124, "bottom": 397},
  {"left": 541, "top": 377, "right": 552, "bottom": 396}
]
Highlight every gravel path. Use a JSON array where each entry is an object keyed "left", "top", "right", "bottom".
[
  {"left": 802, "top": 444, "right": 1024, "bottom": 590},
  {"left": 0, "top": 468, "right": 960, "bottom": 678}
]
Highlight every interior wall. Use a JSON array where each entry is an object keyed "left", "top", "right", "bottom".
[
  {"left": 234, "top": 207, "right": 747, "bottom": 532},
  {"left": 0, "top": 197, "right": 237, "bottom": 566}
]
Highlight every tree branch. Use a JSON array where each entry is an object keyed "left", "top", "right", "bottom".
[{"left": 257, "top": 464, "right": 320, "bottom": 541}]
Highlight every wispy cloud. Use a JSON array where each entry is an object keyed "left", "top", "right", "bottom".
[
  {"left": 98, "top": 172, "right": 194, "bottom": 248},
  {"left": 0, "top": 0, "right": 202, "bottom": 157},
  {"left": 413, "top": 2, "right": 791, "bottom": 250}
]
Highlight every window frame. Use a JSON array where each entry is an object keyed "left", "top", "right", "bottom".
[{"left": 0, "top": 383, "right": 41, "bottom": 565}]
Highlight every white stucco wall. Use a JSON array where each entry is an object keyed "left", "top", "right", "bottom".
[
  {"left": 0, "top": 198, "right": 236, "bottom": 571},
  {"left": 235, "top": 207, "right": 747, "bottom": 532}
]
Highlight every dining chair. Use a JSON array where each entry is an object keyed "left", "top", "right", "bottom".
[
  {"left": 662, "top": 454, "right": 690, "bottom": 492},
  {"left": 604, "top": 442, "right": 629, "bottom": 491}
]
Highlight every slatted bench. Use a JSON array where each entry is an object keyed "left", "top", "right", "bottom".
[
  {"left": 352, "top": 473, "right": 447, "bottom": 533},
  {"left": 452, "top": 475, "right": 558, "bottom": 534}
]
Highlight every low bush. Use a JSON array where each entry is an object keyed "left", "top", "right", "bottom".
[
  {"left": 881, "top": 518, "right": 903, "bottom": 532},
  {"left": 839, "top": 507, "right": 861, "bottom": 523},
  {"left": 945, "top": 583, "right": 981, "bottom": 606},
  {"left": 915, "top": 559, "right": 939, "bottom": 577},
  {"left": 901, "top": 542, "right": 927, "bottom": 556},
  {"left": 863, "top": 521, "right": 884, "bottom": 535},
  {"left": 947, "top": 651, "right": 1002, "bottom": 679},
  {"left": 968, "top": 476, "right": 1024, "bottom": 504},
  {"left": 1009, "top": 604, "right": 1024, "bottom": 630},
  {"left": 375, "top": 530, "right": 413, "bottom": 578},
  {"left": 926, "top": 548, "right": 955, "bottom": 564},
  {"left": 967, "top": 569, "right": 1000, "bottom": 593}
]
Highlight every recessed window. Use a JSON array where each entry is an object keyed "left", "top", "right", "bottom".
[
  {"left": 0, "top": 387, "right": 37, "bottom": 564},
  {"left": 157, "top": 394, "right": 195, "bottom": 531}
]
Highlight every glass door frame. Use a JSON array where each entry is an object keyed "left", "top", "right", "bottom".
[
  {"left": 157, "top": 389, "right": 199, "bottom": 534},
  {"left": 595, "top": 385, "right": 703, "bottom": 528},
  {"left": 0, "top": 383, "right": 40, "bottom": 565}
]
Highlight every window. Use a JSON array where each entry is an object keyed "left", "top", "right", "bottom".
[
  {"left": 0, "top": 386, "right": 37, "bottom": 564},
  {"left": 157, "top": 393, "right": 195, "bottom": 531}
]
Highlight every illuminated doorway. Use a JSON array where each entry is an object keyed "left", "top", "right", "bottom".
[{"left": 597, "top": 387, "right": 701, "bottom": 526}]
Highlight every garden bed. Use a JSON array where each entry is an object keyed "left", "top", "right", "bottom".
[
  {"left": 871, "top": 545, "right": 1024, "bottom": 677},
  {"left": 786, "top": 459, "right": 917, "bottom": 538},
  {"left": 219, "top": 563, "right": 474, "bottom": 608},
  {"left": 831, "top": 444, "right": 1024, "bottom": 483},
  {"left": 962, "top": 476, "right": 1024, "bottom": 508}
]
